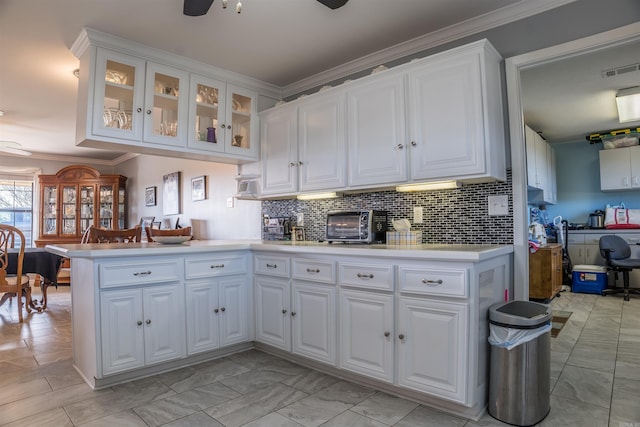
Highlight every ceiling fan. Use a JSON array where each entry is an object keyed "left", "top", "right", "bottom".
[
  {"left": 0, "top": 141, "right": 32, "bottom": 156},
  {"left": 184, "top": 0, "right": 349, "bottom": 16}
]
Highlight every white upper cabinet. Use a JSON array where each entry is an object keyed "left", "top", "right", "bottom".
[
  {"left": 599, "top": 145, "right": 640, "bottom": 191},
  {"left": 347, "top": 72, "right": 408, "bottom": 187},
  {"left": 260, "top": 104, "right": 299, "bottom": 196},
  {"left": 525, "top": 125, "right": 557, "bottom": 204}
]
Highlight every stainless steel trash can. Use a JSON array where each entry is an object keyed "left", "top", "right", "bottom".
[{"left": 488, "top": 301, "right": 551, "bottom": 426}]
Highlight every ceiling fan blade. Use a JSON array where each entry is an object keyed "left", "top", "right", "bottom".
[
  {"left": 317, "top": 0, "right": 349, "bottom": 9},
  {"left": 184, "top": 0, "right": 215, "bottom": 16}
]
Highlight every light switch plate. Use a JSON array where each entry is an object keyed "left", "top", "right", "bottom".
[
  {"left": 413, "top": 206, "right": 424, "bottom": 224},
  {"left": 226, "top": 197, "right": 234, "bottom": 208},
  {"left": 296, "top": 212, "right": 304, "bottom": 226},
  {"left": 488, "top": 195, "right": 508, "bottom": 216}
]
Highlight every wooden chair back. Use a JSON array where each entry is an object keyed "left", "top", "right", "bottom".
[
  {"left": 86, "top": 226, "right": 142, "bottom": 243},
  {"left": 145, "top": 226, "right": 192, "bottom": 242},
  {"left": 0, "top": 224, "right": 31, "bottom": 322}
]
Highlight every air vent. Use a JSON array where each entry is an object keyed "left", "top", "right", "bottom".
[{"left": 602, "top": 63, "right": 640, "bottom": 78}]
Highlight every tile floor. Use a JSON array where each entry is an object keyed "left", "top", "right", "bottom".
[{"left": 1, "top": 285, "right": 639, "bottom": 426}]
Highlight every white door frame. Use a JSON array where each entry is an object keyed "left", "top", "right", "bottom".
[{"left": 505, "top": 22, "right": 640, "bottom": 301}]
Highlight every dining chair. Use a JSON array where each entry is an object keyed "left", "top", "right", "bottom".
[
  {"left": 86, "top": 226, "right": 142, "bottom": 243},
  {"left": 0, "top": 224, "right": 32, "bottom": 322},
  {"left": 145, "top": 226, "right": 193, "bottom": 242},
  {"left": 599, "top": 235, "right": 640, "bottom": 301}
]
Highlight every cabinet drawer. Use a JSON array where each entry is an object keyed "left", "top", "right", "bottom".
[
  {"left": 339, "top": 263, "right": 394, "bottom": 291},
  {"left": 567, "top": 233, "right": 585, "bottom": 245},
  {"left": 618, "top": 233, "right": 640, "bottom": 245},
  {"left": 99, "top": 260, "right": 182, "bottom": 288},
  {"left": 292, "top": 258, "right": 336, "bottom": 284},
  {"left": 399, "top": 267, "right": 467, "bottom": 298},
  {"left": 584, "top": 233, "right": 608, "bottom": 245},
  {"left": 254, "top": 254, "right": 290, "bottom": 278},
  {"left": 185, "top": 255, "right": 246, "bottom": 279}
]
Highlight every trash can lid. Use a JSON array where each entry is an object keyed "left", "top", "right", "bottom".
[{"left": 489, "top": 300, "right": 551, "bottom": 327}]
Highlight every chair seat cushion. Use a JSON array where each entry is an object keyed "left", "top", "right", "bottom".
[
  {"left": 611, "top": 259, "right": 640, "bottom": 269},
  {"left": 5, "top": 274, "right": 30, "bottom": 287}
]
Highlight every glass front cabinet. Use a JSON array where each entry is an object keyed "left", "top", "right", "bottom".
[{"left": 36, "top": 165, "right": 127, "bottom": 247}]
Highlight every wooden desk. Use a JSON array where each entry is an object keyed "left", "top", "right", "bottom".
[
  {"left": 4, "top": 248, "right": 63, "bottom": 311},
  {"left": 529, "top": 243, "right": 563, "bottom": 302}
]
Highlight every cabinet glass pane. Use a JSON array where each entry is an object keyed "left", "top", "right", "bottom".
[
  {"left": 62, "top": 186, "right": 76, "bottom": 235},
  {"left": 118, "top": 188, "right": 126, "bottom": 229},
  {"left": 79, "top": 185, "right": 94, "bottom": 234},
  {"left": 195, "top": 83, "right": 220, "bottom": 144},
  {"left": 99, "top": 185, "right": 114, "bottom": 229},
  {"left": 43, "top": 185, "right": 57, "bottom": 235},
  {"left": 230, "top": 92, "right": 251, "bottom": 151},
  {"left": 104, "top": 60, "right": 135, "bottom": 131},
  {"left": 152, "top": 72, "right": 180, "bottom": 137}
]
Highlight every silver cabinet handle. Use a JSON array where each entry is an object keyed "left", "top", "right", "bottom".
[
  {"left": 357, "top": 273, "right": 374, "bottom": 279},
  {"left": 282, "top": 309, "right": 287, "bottom": 314},
  {"left": 421, "top": 278, "right": 443, "bottom": 285},
  {"left": 136, "top": 107, "right": 142, "bottom": 113},
  {"left": 298, "top": 161, "right": 303, "bottom": 165},
  {"left": 210, "top": 264, "right": 225, "bottom": 269},
  {"left": 214, "top": 308, "right": 219, "bottom": 313},
  {"left": 411, "top": 141, "right": 417, "bottom": 146},
  {"left": 137, "top": 320, "right": 143, "bottom": 326},
  {"left": 291, "top": 311, "right": 296, "bottom": 316},
  {"left": 221, "top": 307, "right": 226, "bottom": 312},
  {"left": 145, "top": 319, "right": 151, "bottom": 325},
  {"left": 397, "top": 143, "right": 404, "bottom": 149},
  {"left": 133, "top": 271, "right": 152, "bottom": 277},
  {"left": 289, "top": 162, "right": 296, "bottom": 167},
  {"left": 306, "top": 268, "right": 320, "bottom": 273},
  {"left": 266, "top": 263, "right": 278, "bottom": 269},
  {"left": 398, "top": 334, "right": 405, "bottom": 340},
  {"left": 146, "top": 109, "right": 152, "bottom": 115},
  {"left": 384, "top": 331, "right": 390, "bottom": 337}
]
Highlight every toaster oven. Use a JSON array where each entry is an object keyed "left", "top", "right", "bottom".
[{"left": 326, "top": 210, "right": 388, "bottom": 243}]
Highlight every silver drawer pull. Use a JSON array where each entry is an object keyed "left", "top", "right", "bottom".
[
  {"left": 133, "top": 271, "right": 152, "bottom": 277},
  {"left": 422, "top": 278, "right": 443, "bottom": 285},
  {"left": 306, "top": 268, "right": 320, "bottom": 273},
  {"left": 357, "top": 273, "right": 374, "bottom": 279},
  {"left": 266, "top": 263, "right": 278, "bottom": 269},
  {"left": 210, "top": 264, "right": 225, "bottom": 269}
]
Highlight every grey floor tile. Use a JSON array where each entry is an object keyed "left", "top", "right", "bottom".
[
  {"left": 244, "top": 412, "right": 306, "bottom": 427},
  {"left": 0, "top": 406, "right": 73, "bottom": 427},
  {"left": 350, "top": 391, "right": 420, "bottom": 425},
  {"left": 321, "top": 410, "right": 389, "bottom": 426},
  {"left": 162, "top": 411, "right": 225, "bottom": 427},
  {"left": 167, "top": 358, "right": 251, "bottom": 393},
  {"left": 280, "top": 368, "right": 341, "bottom": 394},
  {"left": 219, "top": 367, "right": 291, "bottom": 393},
  {"left": 394, "top": 405, "right": 467, "bottom": 426},
  {"left": 538, "top": 394, "right": 609, "bottom": 427},
  {"left": 76, "top": 409, "right": 148, "bottom": 427},
  {"left": 552, "top": 365, "right": 613, "bottom": 409}
]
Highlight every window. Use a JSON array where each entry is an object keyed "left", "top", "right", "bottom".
[{"left": 0, "top": 179, "right": 34, "bottom": 247}]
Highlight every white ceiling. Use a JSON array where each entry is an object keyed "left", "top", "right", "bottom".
[{"left": 2, "top": 0, "right": 631, "bottom": 163}]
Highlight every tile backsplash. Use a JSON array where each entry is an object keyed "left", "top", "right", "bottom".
[{"left": 262, "top": 170, "right": 513, "bottom": 245}]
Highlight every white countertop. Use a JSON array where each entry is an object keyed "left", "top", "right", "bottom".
[
  {"left": 568, "top": 228, "right": 640, "bottom": 233},
  {"left": 46, "top": 240, "right": 513, "bottom": 262}
]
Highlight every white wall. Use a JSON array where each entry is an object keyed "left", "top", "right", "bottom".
[{"left": 115, "top": 155, "right": 262, "bottom": 240}]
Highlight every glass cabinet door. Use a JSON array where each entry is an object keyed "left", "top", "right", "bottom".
[
  {"left": 61, "top": 186, "right": 77, "bottom": 236},
  {"left": 144, "top": 62, "right": 189, "bottom": 147},
  {"left": 187, "top": 75, "right": 226, "bottom": 153},
  {"left": 79, "top": 185, "right": 95, "bottom": 234},
  {"left": 225, "top": 85, "right": 257, "bottom": 157},
  {"left": 43, "top": 185, "right": 57, "bottom": 235},
  {"left": 118, "top": 187, "right": 126, "bottom": 229},
  {"left": 93, "top": 49, "right": 145, "bottom": 141},
  {"left": 99, "top": 185, "right": 114, "bottom": 229}
]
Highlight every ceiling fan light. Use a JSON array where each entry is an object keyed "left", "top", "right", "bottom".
[
  {"left": 616, "top": 86, "right": 640, "bottom": 123},
  {"left": 0, "top": 141, "right": 32, "bottom": 156}
]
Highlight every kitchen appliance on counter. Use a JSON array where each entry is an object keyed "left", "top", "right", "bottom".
[
  {"left": 587, "top": 209, "right": 606, "bottom": 229},
  {"left": 326, "top": 210, "right": 388, "bottom": 243},
  {"left": 262, "top": 216, "right": 293, "bottom": 240}
]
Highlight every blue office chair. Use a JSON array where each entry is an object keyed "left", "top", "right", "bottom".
[{"left": 599, "top": 235, "right": 640, "bottom": 301}]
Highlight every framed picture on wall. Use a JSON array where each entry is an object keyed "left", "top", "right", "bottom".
[
  {"left": 163, "top": 171, "right": 181, "bottom": 215},
  {"left": 145, "top": 186, "right": 156, "bottom": 206},
  {"left": 151, "top": 221, "right": 161, "bottom": 229},
  {"left": 191, "top": 176, "right": 206, "bottom": 201}
]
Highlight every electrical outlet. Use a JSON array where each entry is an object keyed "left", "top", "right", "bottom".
[
  {"left": 413, "top": 206, "right": 423, "bottom": 224},
  {"left": 296, "top": 212, "right": 304, "bottom": 226},
  {"left": 488, "top": 195, "right": 508, "bottom": 216},
  {"left": 226, "top": 197, "right": 234, "bottom": 208}
]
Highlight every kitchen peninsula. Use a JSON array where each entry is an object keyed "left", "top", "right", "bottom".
[{"left": 46, "top": 240, "right": 512, "bottom": 420}]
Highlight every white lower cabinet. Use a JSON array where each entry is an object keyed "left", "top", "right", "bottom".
[
  {"left": 397, "top": 296, "right": 468, "bottom": 403},
  {"left": 255, "top": 276, "right": 291, "bottom": 351},
  {"left": 100, "top": 283, "right": 185, "bottom": 376},
  {"left": 339, "top": 288, "right": 394, "bottom": 383},
  {"left": 185, "top": 275, "right": 248, "bottom": 355},
  {"left": 292, "top": 281, "right": 336, "bottom": 365}
]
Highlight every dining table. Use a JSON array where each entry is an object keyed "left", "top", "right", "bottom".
[{"left": 2, "top": 248, "right": 63, "bottom": 312}]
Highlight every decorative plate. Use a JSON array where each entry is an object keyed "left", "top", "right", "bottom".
[{"left": 152, "top": 235, "right": 192, "bottom": 244}]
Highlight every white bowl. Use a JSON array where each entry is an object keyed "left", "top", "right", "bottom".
[{"left": 152, "top": 235, "right": 192, "bottom": 244}]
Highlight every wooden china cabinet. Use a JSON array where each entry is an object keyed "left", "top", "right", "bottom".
[{"left": 35, "top": 165, "right": 128, "bottom": 247}]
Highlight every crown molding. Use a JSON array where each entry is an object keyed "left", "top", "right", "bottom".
[
  {"left": 282, "top": 0, "right": 577, "bottom": 97},
  {"left": 2, "top": 150, "right": 140, "bottom": 166}
]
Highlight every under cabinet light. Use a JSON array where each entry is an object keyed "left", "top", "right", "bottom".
[
  {"left": 296, "top": 192, "right": 339, "bottom": 200},
  {"left": 616, "top": 87, "right": 640, "bottom": 123},
  {"left": 395, "top": 181, "right": 461, "bottom": 192}
]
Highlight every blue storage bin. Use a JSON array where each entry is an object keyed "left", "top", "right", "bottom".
[{"left": 572, "top": 265, "right": 608, "bottom": 294}]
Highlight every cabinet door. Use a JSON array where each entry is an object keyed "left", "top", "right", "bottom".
[
  {"left": 292, "top": 282, "right": 336, "bottom": 365},
  {"left": 218, "top": 275, "right": 249, "bottom": 347},
  {"left": 100, "top": 288, "right": 145, "bottom": 375},
  {"left": 260, "top": 106, "right": 298, "bottom": 195},
  {"left": 143, "top": 284, "right": 186, "bottom": 365},
  {"left": 298, "top": 93, "right": 347, "bottom": 192},
  {"left": 79, "top": 185, "right": 95, "bottom": 233},
  {"left": 185, "top": 281, "right": 219, "bottom": 355},
  {"left": 567, "top": 244, "right": 585, "bottom": 265},
  {"left": 525, "top": 126, "right": 539, "bottom": 189},
  {"left": 41, "top": 185, "right": 58, "bottom": 236},
  {"left": 224, "top": 85, "right": 258, "bottom": 158},
  {"left": 533, "top": 133, "right": 548, "bottom": 193},
  {"left": 600, "top": 147, "right": 632, "bottom": 190},
  {"left": 347, "top": 73, "right": 407, "bottom": 187},
  {"left": 255, "top": 276, "right": 291, "bottom": 350},
  {"left": 397, "top": 297, "right": 469, "bottom": 404},
  {"left": 93, "top": 49, "right": 146, "bottom": 142},
  {"left": 339, "top": 289, "right": 394, "bottom": 383},
  {"left": 187, "top": 74, "right": 227, "bottom": 153},
  {"left": 630, "top": 145, "right": 640, "bottom": 188},
  {"left": 408, "top": 51, "right": 484, "bottom": 180},
  {"left": 143, "top": 62, "right": 190, "bottom": 147},
  {"left": 60, "top": 185, "right": 78, "bottom": 237},
  {"left": 545, "top": 143, "right": 557, "bottom": 204}
]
